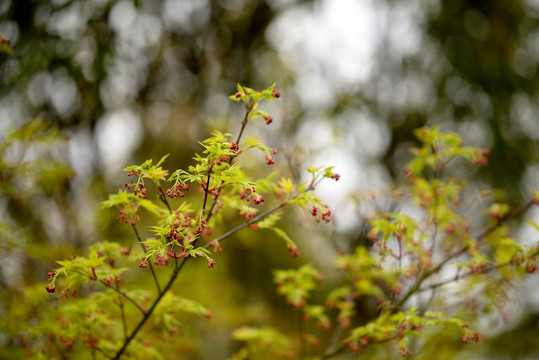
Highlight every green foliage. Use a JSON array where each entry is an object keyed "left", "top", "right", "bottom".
[
  {"left": 0, "top": 119, "right": 73, "bottom": 197},
  {"left": 258, "top": 125, "right": 537, "bottom": 358},
  {"left": 273, "top": 264, "right": 323, "bottom": 308},
  {"left": 33, "top": 84, "right": 337, "bottom": 359},
  {"left": 2, "top": 88, "right": 537, "bottom": 360},
  {"left": 230, "top": 326, "right": 295, "bottom": 359}
]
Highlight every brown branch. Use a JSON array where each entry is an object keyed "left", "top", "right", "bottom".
[
  {"left": 234, "top": 108, "right": 251, "bottom": 145},
  {"left": 201, "top": 164, "right": 213, "bottom": 216},
  {"left": 203, "top": 201, "right": 288, "bottom": 249},
  {"left": 157, "top": 185, "right": 172, "bottom": 213},
  {"left": 112, "top": 261, "right": 181, "bottom": 360}
]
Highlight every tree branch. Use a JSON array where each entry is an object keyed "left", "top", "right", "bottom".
[
  {"left": 419, "top": 248, "right": 539, "bottom": 293},
  {"left": 203, "top": 201, "right": 288, "bottom": 249},
  {"left": 112, "top": 262, "right": 181, "bottom": 360},
  {"left": 201, "top": 164, "right": 213, "bottom": 216},
  {"left": 157, "top": 185, "right": 172, "bottom": 213},
  {"left": 396, "top": 198, "right": 536, "bottom": 309}
]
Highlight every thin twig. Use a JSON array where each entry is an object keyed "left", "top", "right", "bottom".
[
  {"left": 419, "top": 248, "right": 539, "bottom": 293},
  {"left": 203, "top": 201, "right": 288, "bottom": 249},
  {"left": 131, "top": 224, "right": 161, "bottom": 294},
  {"left": 157, "top": 185, "right": 172, "bottom": 213},
  {"left": 201, "top": 164, "right": 213, "bottom": 216},
  {"left": 71, "top": 269, "right": 145, "bottom": 315},
  {"left": 118, "top": 298, "right": 128, "bottom": 341},
  {"left": 100, "top": 280, "right": 146, "bottom": 315},
  {"left": 234, "top": 109, "right": 250, "bottom": 145}
]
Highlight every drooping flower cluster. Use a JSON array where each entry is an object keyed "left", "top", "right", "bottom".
[
  {"left": 239, "top": 186, "right": 264, "bottom": 205},
  {"left": 124, "top": 170, "right": 148, "bottom": 199},
  {"left": 310, "top": 205, "right": 331, "bottom": 223},
  {"left": 167, "top": 182, "right": 190, "bottom": 198},
  {"left": 116, "top": 201, "right": 140, "bottom": 226}
]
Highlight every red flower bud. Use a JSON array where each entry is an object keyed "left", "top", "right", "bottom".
[
  {"left": 264, "top": 114, "right": 273, "bottom": 125},
  {"left": 265, "top": 154, "right": 275, "bottom": 165}
]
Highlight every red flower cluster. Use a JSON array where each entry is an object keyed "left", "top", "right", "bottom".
[
  {"left": 461, "top": 332, "right": 479, "bottom": 343},
  {"left": 210, "top": 240, "right": 223, "bottom": 254},
  {"left": 103, "top": 275, "right": 120, "bottom": 286},
  {"left": 240, "top": 206, "right": 257, "bottom": 222},
  {"left": 321, "top": 209, "right": 331, "bottom": 222},
  {"left": 59, "top": 288, "right": 77, "bottom": 299},
  {"left": 240, "top": 186, "right": 264, "bottom": 205},
  {"left": 167, "top": 183, "right": 189, "bottom": 198},
  {"left": 125, "top": 171, "right": 148, "bottom": 198},
  {"left": 60, "top": 335, "right": 76, "bottom": 348},
  {"left": 287, "top": 245, "right": 300, "bottom": 258},
  {"left": 473, "top": 148, "right": 490, "bottom": 166},
  {"left": 133, "top": 183, "right": 147, "bottom": 198},
  {"left": 253, "top": 194, "right": 264, "bottom": 204},
  {"left": 116, "top": 201, "right": 140, "bottom": 225},
  {"left": 154, "top": 253, "right": 169, "bottom": 266},
  {"left": 229, "top": 142, "right": 239, "bottom": 152},
  {"left": 264, "top": 114, "right": 273, "bottom": 125},
  {"left": 343, "top": 340, "right": 362, "bottom": 354},
  {"left": 469, "top": 263, "right": 487, "bottom": 274},
  {"left": 265, "top": 154, "right": 275, "bottom": 165},
  {"left": 310, "top": 206, "right": 331, "bottom": 222},
  {"left": 195, "top": 218, "right": 211, "bottom": 238},
  {"left": 398, "top": 345, "right": 413, "bottom": 357}
]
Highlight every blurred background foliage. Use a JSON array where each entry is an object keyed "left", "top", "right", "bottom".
[{"left": 0, "top": 0, "right": 538, "bottom": 358}]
